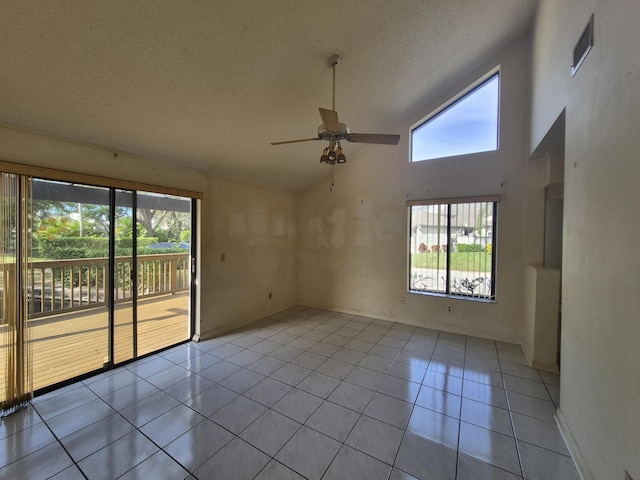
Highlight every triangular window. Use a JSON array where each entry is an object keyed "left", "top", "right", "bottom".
[{"left": 411, "top": 72, "right": 499, "bottom": 162}]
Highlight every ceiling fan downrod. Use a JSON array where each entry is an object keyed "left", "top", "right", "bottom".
[{"left": 328, "top": 55, "right": 341, "bottom": 111}]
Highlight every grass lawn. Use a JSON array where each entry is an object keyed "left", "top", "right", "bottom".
[{"left": 410, "top": 252, "right": 493, "bottom": 272}]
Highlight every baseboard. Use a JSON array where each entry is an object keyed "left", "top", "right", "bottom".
[
  {"left": 201, "top": 301, "right": 524, "bottom": 350},
  {"left": 521, "top": 342, "right": 559, "bottom": 373},
  {"left": 522, "top": 341, "right": 534, "bottom": 366},
  {"left": 530, "top": 358, "right": 559, "bottom": 373},
  {"left": 555, "top": 408, "right": 595, "bottom": 480},
  {"left": 297, "top": 302, "right": 522, "bottom": 346},
  {"left": 197, "top": 303, "right": 296, "bottom": 341}
]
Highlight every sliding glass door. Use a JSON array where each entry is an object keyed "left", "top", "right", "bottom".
[
  {"left": 30, "top": 180, "right": 112, "bottom": 389},
  {"left": 114, "top": 190, "right": 194, "bottom": 364},
  {"left": 2, "top": 175, "right": 195, "bottom": 396},
  {"left": 113, "top": 190, "right": 136, "bottom": 364},
  {"left": 136, "top": 191, "right": 192, "bottom": 357}
]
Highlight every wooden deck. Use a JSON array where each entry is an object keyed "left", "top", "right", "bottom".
[{"left": 24, "top": 292, "right": 190, "bottom": 391}]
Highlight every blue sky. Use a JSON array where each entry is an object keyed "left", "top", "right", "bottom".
[{"left": 411, "top": 75, "right": 499, "bottom": 161}]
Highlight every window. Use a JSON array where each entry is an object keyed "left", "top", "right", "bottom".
[
  {"left": 411, "top": 72, "right": 499, "bottom": 161},
  {"left": 408, "top": 198, "right": 497, "bottom": 301}
]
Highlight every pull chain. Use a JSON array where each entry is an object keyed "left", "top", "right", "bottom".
[{"left": 330, "top": 164, "right": 335, "bottom": 192}]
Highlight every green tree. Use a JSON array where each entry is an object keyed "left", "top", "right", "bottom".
[
  {"left": 137, "top": 208, "right": 190, "bottom": 242},
  {"left": 116, "top": 216, "right": 147, "bottom": 239}
]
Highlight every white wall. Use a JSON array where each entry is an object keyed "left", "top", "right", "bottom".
[
  {"left": 532, "top": 1, "right": 640, "bottom": 478},
  {"left": 521, "top": 150, "right": 563, "bottom": 370},
  {"left": 0, "top": 124, "right": 299, "bottom": 342},
  {"left": 523, "top": 265, "right": 560, "bottom": 371},
  {"left": 297, "top": 35, "right": 532, "bottom": 344}
]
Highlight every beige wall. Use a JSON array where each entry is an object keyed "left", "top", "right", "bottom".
[
  {"left": 0, "top": 124, "right": 208, "bottom": 194},
  {"left": 0, "top": 124, "right": 299, "bottom": 342},
  {"left": 532, "top": 1, "right": 640, "bottom": 478},
  {"left": 297, "top": 35, "right": 532, "bottom": 344},
  {"left": 198, "top": 175, "right": 298, "bottom": 337}
]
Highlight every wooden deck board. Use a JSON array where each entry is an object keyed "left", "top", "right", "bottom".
[{"left": 2, "top": 292, "right": 190, "bottom": 392}]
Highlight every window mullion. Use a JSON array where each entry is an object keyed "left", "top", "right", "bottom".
[
  {"left": 446, "top": 204, "right": 451, "bottom": 296},
  {"left": 490, "top": 202, "right": 497, "bottom": 299}
]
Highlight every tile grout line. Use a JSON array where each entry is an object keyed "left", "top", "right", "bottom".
[
  {"left": 30, "top": 400, "right": 90, "bottom": 479},
  {"left": 386, "top": 327, "right": 428, "bottom": 480},
  {"left": 11, "top": 306, "right": 575, "bottom": 479},
  {"left": 452, "top": 332, "right": 468, "bottom": 480},
  {"left": 500, "top": 347, "right": 526, "bottom": 480}
]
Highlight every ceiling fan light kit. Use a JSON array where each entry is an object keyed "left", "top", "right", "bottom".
[
  {"left": 271, "top": 55, "right": 400, "bottom": 165},
  {"left": 320, "top": 141, "right": 346, "bottom": 165}
]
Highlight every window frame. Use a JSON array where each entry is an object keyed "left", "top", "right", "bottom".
[
  {"left": 410, "top": 70, "right": 501, "bottom": 162},
  {"left": 407, "top": 196, "right": 498, "bottom": 302}
]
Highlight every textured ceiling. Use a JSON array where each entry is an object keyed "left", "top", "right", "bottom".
[{"left": 0, "top": 1, "right": 537, "bottom": 191}]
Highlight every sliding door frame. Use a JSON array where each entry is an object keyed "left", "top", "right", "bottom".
[{"left": 0, "top": 161, "right": 202, "bottom": 396}]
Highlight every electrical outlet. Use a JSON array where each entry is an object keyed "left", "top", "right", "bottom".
[
  {"left": 220, "top": 253, "right": 226, "bottom": 262},
  {"left": 447, "top": 305, "right": 454, "bottom": 314},
  {"left": 268, "top": 292, "right": 272, "bottom": 300}
]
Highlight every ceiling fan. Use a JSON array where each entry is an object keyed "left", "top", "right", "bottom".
[{"left": 271, "top": 55, "right": 400, "bottom": 165}]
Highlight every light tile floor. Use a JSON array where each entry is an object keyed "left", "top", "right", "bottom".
[{"left": 0, "top": 306, "right": 580, "bottom": 479}]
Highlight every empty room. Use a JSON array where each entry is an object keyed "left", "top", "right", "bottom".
[{"left": 1, "top": 1, "right": 638, "bottom": 479}]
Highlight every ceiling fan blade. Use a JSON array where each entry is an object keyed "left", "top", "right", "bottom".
[
  {"left": 271, "top": 137, "right": 320, "bottom": 145},
  {"left": 319, "top": 108, "right": 340, "bottom": 133},
  {"left": 347, "top": 133, "right": 401, "bottom": 145}
]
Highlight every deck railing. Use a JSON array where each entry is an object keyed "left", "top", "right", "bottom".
[{"left": 1, "top": 253, "right": 190, "bottom": 320}]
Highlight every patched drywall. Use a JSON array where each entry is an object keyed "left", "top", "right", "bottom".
[
  {"left": 198, "top": 176, "right": 298, "bottom": 336},
  {"left": 532, "top": 1, "right": 640, "bottom": 478},
  {"left": 298, "top": 35, "right": 532, "bottom": 344}
]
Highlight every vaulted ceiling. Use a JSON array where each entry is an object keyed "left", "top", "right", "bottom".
[{"left": 0, "top": 1, "right": 537, "bottom": 191}]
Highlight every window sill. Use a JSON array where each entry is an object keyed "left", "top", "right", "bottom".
[{"left": 407, "top": 289, "right": 496, "bottom": 304}]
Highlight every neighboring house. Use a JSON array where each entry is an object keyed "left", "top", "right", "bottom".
[{"left": 410, "top": 204, "right": 493, "bottom": 253}]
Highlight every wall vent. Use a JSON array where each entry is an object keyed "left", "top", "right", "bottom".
[{"left": 572, "top": 14, "right": 594, "bottom": 76}]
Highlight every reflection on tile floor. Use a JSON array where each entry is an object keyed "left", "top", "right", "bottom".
[{"left": 0, "top": 306, "right": 580, "bottom": 479}]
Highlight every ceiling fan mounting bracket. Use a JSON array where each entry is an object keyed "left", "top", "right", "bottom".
[{"left": 328, "top": 55, "right": 341, "bottom": 68}]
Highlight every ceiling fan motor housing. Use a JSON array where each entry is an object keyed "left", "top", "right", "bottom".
[{"left": 317, "top": 123, "right": 350, "bottom": 143}]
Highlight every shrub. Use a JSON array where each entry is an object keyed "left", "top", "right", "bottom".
[
  {"left": 39, "top": 237, "right": 107, "bottom": 259},
  {"left": 418, "top": 243, "right": 428, "bottom": 253},
  {"left": 458, "top": 244, "right": 484, "bottom": 253},
  {"left": 38, "top": 237, "right": 160, "bottom": 259},
  {"left": 116, "top": 237, "right": 159, "bottom": 249}
]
